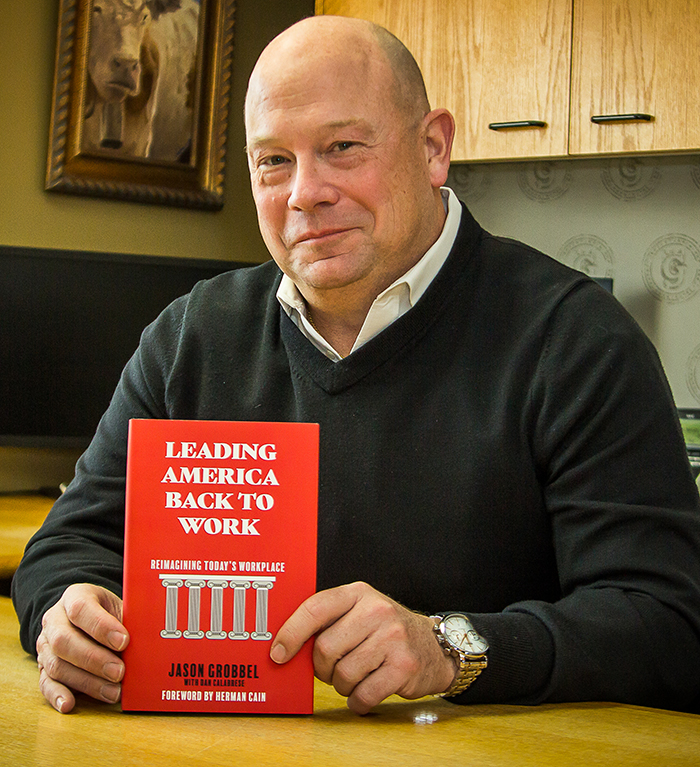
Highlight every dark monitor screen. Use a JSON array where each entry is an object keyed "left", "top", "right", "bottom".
[{"left": 0, "top": 245, "right": 243, "bottom": 449}]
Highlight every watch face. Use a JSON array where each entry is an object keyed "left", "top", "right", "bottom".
[{"left": 443, "top": 614, "right": 489, "bottom": 655}]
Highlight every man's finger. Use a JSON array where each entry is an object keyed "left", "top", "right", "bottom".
[
  {"left": 328, "top": 636, "right": 385, "bottom": 696},
  {"left": 40, "top": 603, "right": 125, "bottom": 683},
  {"left": 61, "top": 584, "right": 128, "bottom": 652},
  {"left": 270, "top": 582, "right": 364, "bottom": 663},
  {"left": 38, "top": 656, "right": 121, "bottom": 706},
  {"left": 346, "top": 662, "right": 407, "bottom": 716},
  {"left": 38, "top": 668, "right": 76, "bottom": 714},
  {"left": 311, "top": 605, "right": 384, "bottom": 684}
]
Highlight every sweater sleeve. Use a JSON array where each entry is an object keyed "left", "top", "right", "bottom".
[
  {"left": 453, "top": 282, "right": 700, "bottom": 711},
  {"left": 11, "top": 296, "right": 188, "bottom": 656}
]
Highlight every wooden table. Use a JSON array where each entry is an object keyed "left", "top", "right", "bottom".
[
  {"left": 0, "top": 495, "right": 54, "bottom": 578},
  {"left": 1, "top": 597, "right": 698, "bottom": 766}
]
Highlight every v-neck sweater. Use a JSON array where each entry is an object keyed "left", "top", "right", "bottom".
[{"left": 13, "top": 204, "right": 700, "bottom": 710}]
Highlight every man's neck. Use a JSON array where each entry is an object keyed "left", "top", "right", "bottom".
[{"left": 303, "top": 296, "right": 369, "bottom": 359}]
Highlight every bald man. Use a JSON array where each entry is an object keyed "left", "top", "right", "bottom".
[{"left": 14, "top": 16, "right": 700, "bottom": 716}]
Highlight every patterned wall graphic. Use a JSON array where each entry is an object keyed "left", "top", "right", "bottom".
[
  {"left": 448, "top": 165, "right": 491, "bottom": 203},
  {"left": 447, "top": 156, "right": 700, "bottom": 407},
  {"left": 691, "top": 159, "right": 700, "bottom": 190},
  {"left": 643, "top": 235, "right": 700, "bottom": 304},
  {"left": 517, "top": 163, "right": 572, "bottom": 202},
  {"left": 600, "top": 158, "right": 661, "bottom": 202},
  {"left": 558, "top": 235, "right": 614, "bottom": 279}
]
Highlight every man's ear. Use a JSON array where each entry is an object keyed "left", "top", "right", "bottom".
[{"left": 422, "top": 108, "right": 455, "bottom": 188}]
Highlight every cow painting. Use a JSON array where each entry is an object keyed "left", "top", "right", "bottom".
[{"left": 83, "top": 0, "right": 200, "bottom": 163}]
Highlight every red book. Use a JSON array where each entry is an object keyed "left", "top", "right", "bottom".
[{"left": 121, "top": 419, "right": 319, "bottom": 714}]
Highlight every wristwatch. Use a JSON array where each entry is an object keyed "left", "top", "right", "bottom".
[{"left": 431, "top": 613, "right": 489, "bottom": 697}]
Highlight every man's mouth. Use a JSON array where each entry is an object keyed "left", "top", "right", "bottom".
[{"left": 293, "top": 228, "right": 354, "bottom": 246}]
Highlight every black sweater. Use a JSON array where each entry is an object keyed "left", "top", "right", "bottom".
[{"left": 13, "top": 205, "right": 700, "bottom": 709}]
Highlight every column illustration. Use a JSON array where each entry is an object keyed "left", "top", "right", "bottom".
[
  {"left": 251, "top": 579, "right": 274, "bottom": 640},
  {"left": 228, "top": 580, "right": 251, "bottom": 640},
  {"left": 160, "top": 577, "right": 183, "bottom": 638},
  {"left": 183, "top": 578, "right": 206, "bottom": 639},
  {"left": 206, "top": 579, "right": 229, "bottom": 639}
]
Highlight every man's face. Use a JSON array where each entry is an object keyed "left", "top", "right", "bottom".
[{"left": 245, "top": 44, "right": 440, "bottom": 303}]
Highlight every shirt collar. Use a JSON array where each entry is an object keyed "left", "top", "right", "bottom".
[
  {"left": 387, "top": 186, "right": 462, "bottom": 307},
  {"left": 277, "top": 187, "right": 462, "bottom": 358}
]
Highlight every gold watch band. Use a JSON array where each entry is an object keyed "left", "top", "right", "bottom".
[{"left": 440, "top": 655, "right": 488, "bottom": 697}]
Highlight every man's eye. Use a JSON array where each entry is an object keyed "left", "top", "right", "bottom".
[
  {"left": 332, "top": 141, "right": 356, "bottom": 152},
  {"left": 263, "top": 156, "right": 288, "bottom": 167}
]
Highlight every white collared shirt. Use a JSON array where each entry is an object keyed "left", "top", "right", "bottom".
[{"left": 277, "top": 187, "right": 463, "bottom": 362}]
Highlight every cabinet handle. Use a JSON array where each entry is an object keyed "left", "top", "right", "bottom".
[
  {"left": 488, "top": 120, "right": 547, "bottom": 131},
  {"left": 590, "top": 113, "right": 654, "bottom": 124}
]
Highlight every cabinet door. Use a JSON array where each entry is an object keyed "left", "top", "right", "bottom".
[
  {"left": 316, "top": 0, "right": 573, "bottom": 162},
  {"left": 571, "top": 0, "right": 700, "bottom": 155}
]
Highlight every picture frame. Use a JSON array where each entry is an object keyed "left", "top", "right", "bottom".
[{"left": 45, "top": 0, "right": 236, "bottom": 210}]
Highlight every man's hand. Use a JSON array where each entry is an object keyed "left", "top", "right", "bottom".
[
  {"left": 270, "top": 581, "right": 456, "bottom": 714},
  {"left": 35, "top": 583, "right": 129, "bottom": 714}
]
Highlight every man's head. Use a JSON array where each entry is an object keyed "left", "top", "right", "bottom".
[{"left": 244, "top": 16, "right": 455, "bottom": 309}]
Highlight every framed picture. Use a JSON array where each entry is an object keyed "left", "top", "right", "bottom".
[{"left": 45, "top": 0, "right": 236, "bottom": 209}]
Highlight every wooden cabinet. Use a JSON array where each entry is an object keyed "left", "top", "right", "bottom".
[
  {"left": 316, "top": 0, "right": 700, "bottom": 161},
  {"left": 571, "top": 0, "right": 700, "bottom": 156}
]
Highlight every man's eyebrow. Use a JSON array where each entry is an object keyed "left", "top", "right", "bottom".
[
  {"left": 246, "top": 119, "right": 377, "bottom": 153},
  {"left": 245, "top": 137, "right": 277, "bottom": 153},
  {"left": 325, "top": 119, "right": 372, "bottom": 131},
  {"left": 325, "top": 119, "right": 378, "bottom": 139}
]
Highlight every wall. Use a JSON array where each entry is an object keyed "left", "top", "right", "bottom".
[
  {"left": 447, "top": 156, "right": 700, "bottom": 410},
  {"left": 0, "top": 0, "right": 313, "bottom": 262},
  {"left": 0, "top": 0, "right": 313, "bottom": 492},
  {"left": 2, "top": 4, "right": 698, "bottom": 490}
]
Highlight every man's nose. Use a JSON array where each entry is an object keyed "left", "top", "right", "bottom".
[{"left": 287, "top": 158, "right": 339, "bottom": 211}]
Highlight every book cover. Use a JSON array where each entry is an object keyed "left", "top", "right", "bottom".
[{"left": 121, "top": 419, "right": 319, "bottom": 714}]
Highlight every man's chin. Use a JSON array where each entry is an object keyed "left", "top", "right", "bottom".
[{"left": 296, "top": 254, "right": 371, "bottom": 294}]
